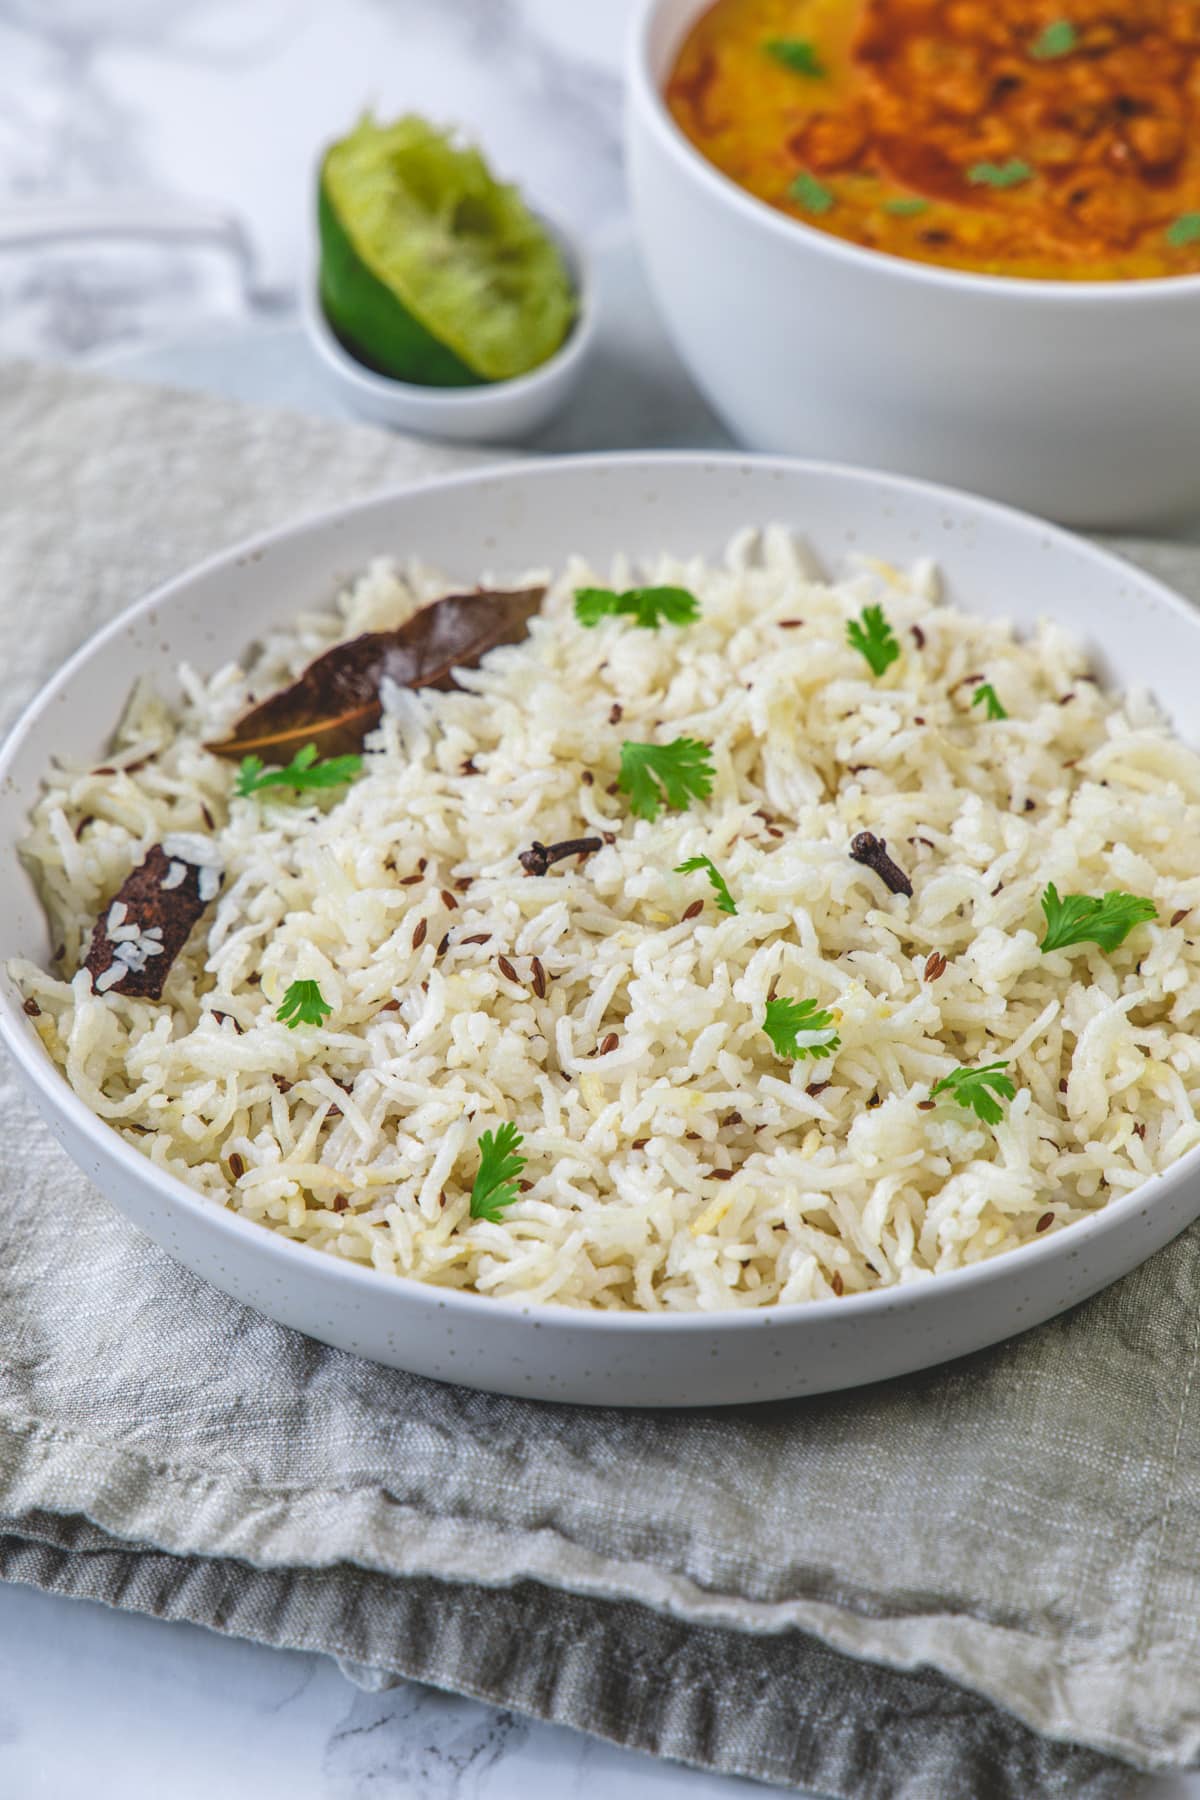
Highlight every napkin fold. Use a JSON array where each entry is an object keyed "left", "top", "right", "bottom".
[{"left": 3, "top": 358, "right": 1199, "bottom": 1800}]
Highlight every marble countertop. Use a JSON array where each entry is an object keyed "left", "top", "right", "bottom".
[{"left": 1, "top": 2, "right": 1199, "bottom": 1795}]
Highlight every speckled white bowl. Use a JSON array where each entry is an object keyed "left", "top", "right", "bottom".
[{"left": 2, "top": 454, "right": 1199, "bottom": 1406}]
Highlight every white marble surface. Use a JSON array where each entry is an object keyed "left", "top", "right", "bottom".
[{"left": 1, "top": 3, "right": 1199, "bottom": 1795}]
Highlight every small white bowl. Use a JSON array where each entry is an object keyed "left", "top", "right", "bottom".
[
  {"left": 627, "top": 0, "right": 1200, "bottom": 529},
  {"left": 303, "top": 213, "right": 594, "bottom": 444}
]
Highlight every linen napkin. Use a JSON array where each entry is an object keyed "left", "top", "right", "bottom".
[{"left": 2, "top": 357, "right": 1199, "bottom": 1800}]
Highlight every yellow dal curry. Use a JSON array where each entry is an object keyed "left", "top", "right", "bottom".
[{"left": 666, "top": 0, "right": 1200, "bottom": 280}]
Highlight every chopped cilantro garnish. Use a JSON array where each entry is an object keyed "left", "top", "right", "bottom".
[
  {"left": 470, "top": 1123, "right": 526, "bottom": 1222},
  {"left": 236, "top": 742, "right": 363, "bottom": 799},
  {"left": 276, "top": 979, "right": 332, "bottom": 1029},
  {"left": 675, "top": 854, "right": 737, "bottom": 916},
  {"left": 1166, "top": 213, "right": 1200, "bottom": 249},
  {"left": 1039, "top": 884, "right": 1157, "bottom": 955},
  {"left": 619, "top": 738, "right": 715, "bottom": 822},
  {"left": 971, "top": 682, "right": 1008, "bottom": 720},
  {"left": 1030, "top": 19, "right": 1077, "bottom": 59},
  {"left": 789, "top": 170, "right": 835, "bottom": 215},
  {"left": 884, "top": 197, "right": 930, "bottom": 217},
  {"left": 764, "top": 37, "right": 825, "bottom": 77},
  {"left": 967, "top": 160, "right": 1033, "bottom": 189},
  {"left": 846, "top": 603, "right": 900, "bottom": 677},
  {"left": 762, "top": 996, "right": 841, "bottom": 1062},
  {"left": 574, "top": 585, "right": 700, "bottom": 630},
  {"left": 930, "top": 1060, "right": 1015, "bottom": 1126}
]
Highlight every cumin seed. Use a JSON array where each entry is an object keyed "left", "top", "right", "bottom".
[
  {"left": 599, "top": 1032, "right": 619, "bottom": 1056},
  {"left": 461, "top": 933, "right": 491, "bottom": 946},
  {"left": 721, "top": 1111, "right": 743, "bottom": 1126},
  {"left": 497, "top": 955, "right": 519, "bottom": 982},
  {"left": 440, "top": 889, "right": 458, "bottom": 911},
  {"left": 411, "top": 918, "right": 428, "bottom": 948},
  {"left": 1035, "top": 1212, "right": 1053, "bottom": 1233},
  {"left": 1172, "top": 909, "right": 1189, "bottom": 927},
  {"left": 333, "top": 1194, "right": 349, "bottom": 1212},
  {"left": 274, "top": 1075, "right": 293, "bottom": 1093},
  {"left": 917, "top": 1099, "right": 936, "bottom": 1111},
  {"left": 911, "top": 624, "right": 926, "bottom": 649},
  {"left": 74, "top": 814, "right": 95, "bottom": 840},
  {"left": 202, "top": 803, "right": 216, "bottom": 830},
  {"left": 1059, "top": 1079, "right": 1069, "bottom": 1094},
  {"left": 436, "top": 932, "right": 451, "bottom": 957},
  {"left": 227, "top": 1152, "right": 245, "bottom": 1180},
  {"left": 831, "top": 1271, "right": 844, "bottom": 1296},
  {"left": 605, "top": 781, "right": 618, "bottom": 796},
  {"left": 531, "top": 956, "right": 547, "bottom": 998},
  {"left": 379, "top": 999, "right": 401, "bottom": 1012},
  {"left": 779, "top": 618, "right": 804, "bottom": 629},
  {"left": 632, "top": 1138, "right": 649, "bottom": 1150},
  {"left": 924, "top": 951, "right": 948, "bottom": 982},
  {"left": 806, "top": 1082, "right": 830, "bottom": 1097},
  {"left": 712, "top": 1169, "right": 735, "bottom": 1181},
  {"left": 22, "top": 997, "right": 40, "bottom": 1017},
  {"left": 1059, "top": 693, "right": 1075, "bottom": 705},
  {"left": 1134, "top": 1121, "right": 1147, "bottom": 1139},
  {"left": 682, "top": 899, "right": 704, "bottom": 921},
  {"left": 400, "top": 873, "right": 423, "bottom": 886},
  {"left": 582, "top": 770, "right": 594, "bottom": 785},
  {"left": 609, "top": 703, "right": 623, "bottom": 724},
  {"left": 766, "top": 826, "right": 784, "bottom": 839}
]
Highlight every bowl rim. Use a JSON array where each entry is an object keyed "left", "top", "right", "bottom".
[
  {"left": 3, "top": 448, "right": 1199, "bottom": 1338},
  {"left": 627, "top": 0, "right": 1200, "bottom": 307},
  {"left": 304, "top": 205, "right": 595, "bottom": 409}
]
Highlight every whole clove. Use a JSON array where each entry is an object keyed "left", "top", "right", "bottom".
[
  {"left": 849, "top": 831, "right": 913, "bottom": 898},
  {"left": 519, "top": 836, "right": 604, "bottom": 877}
]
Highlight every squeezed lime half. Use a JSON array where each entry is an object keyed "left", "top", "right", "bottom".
[{"left": 318, "top": 113, "right": 577, "bottom": 387}]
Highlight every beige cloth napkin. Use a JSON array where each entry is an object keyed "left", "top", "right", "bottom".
[{"left": 3, "top": 358, "right": 1200, "bottom": 1800}]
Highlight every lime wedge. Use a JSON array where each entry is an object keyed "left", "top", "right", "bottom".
[{"left": 318, "top": 114, "right": 576, "bottom": 387}]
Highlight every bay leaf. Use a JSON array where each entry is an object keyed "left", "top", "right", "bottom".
[{"left": 207, "top": 585, "right": 545, "bottom": 765}]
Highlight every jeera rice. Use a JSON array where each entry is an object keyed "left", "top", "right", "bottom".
[{"left": 12, "top": 528, "right": 1200, "bottom": 1311}]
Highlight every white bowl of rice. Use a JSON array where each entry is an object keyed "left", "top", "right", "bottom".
[{"left": 2, "top": 454, "right": 1200, "bottom": 1407}]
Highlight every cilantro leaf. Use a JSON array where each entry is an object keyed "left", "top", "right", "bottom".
[
  {"left": 1166, "top": 213, "right": 1200, "bottom": 249},
  {"left": 968, "top": 160, "right": 1033, "bottom": 189},
  {"left": 574, "top": 585, "right": 701, "bottom": 630},
  {"left": 789, "top": 170, "right": 835, "bottom": 215},
  {"left": 1030, "top": 19, "right": 1077, "bottom": 59},
  {"left": 762, "top": 996, "right": 841, "bottom": 1062},
  {"left": 764, "top": 36, "right": 825, "bottom": 77},
  {"left": 276, "top": 978, "right": 332, "bottom": 1029},
  {"left": 930, "top": 1060, "right": 1015, "bottom": 1126},
  {"left": 675, "top": 854, "right": 737, "bottom": 916},
  {"left": 1039, "top": 884, "right": 1157, "bottom": 955},
  {"left": 846, "top": 603, "right": 900, "bottom": 677},
  {"left": 619, "top": 739, "right": 715, "bottom": 822},
  {"left": 236, "top": 742, "right": 363, "bottom": 799},
  {"left": 884, "top": 196, "right": 930, "bottom": 217},
  {"left": 971, "top": 682, "right": 1008, "bottom": 720},
  {"left": 470, "top": 1122, "right": 526, "bottom": 1222}
]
